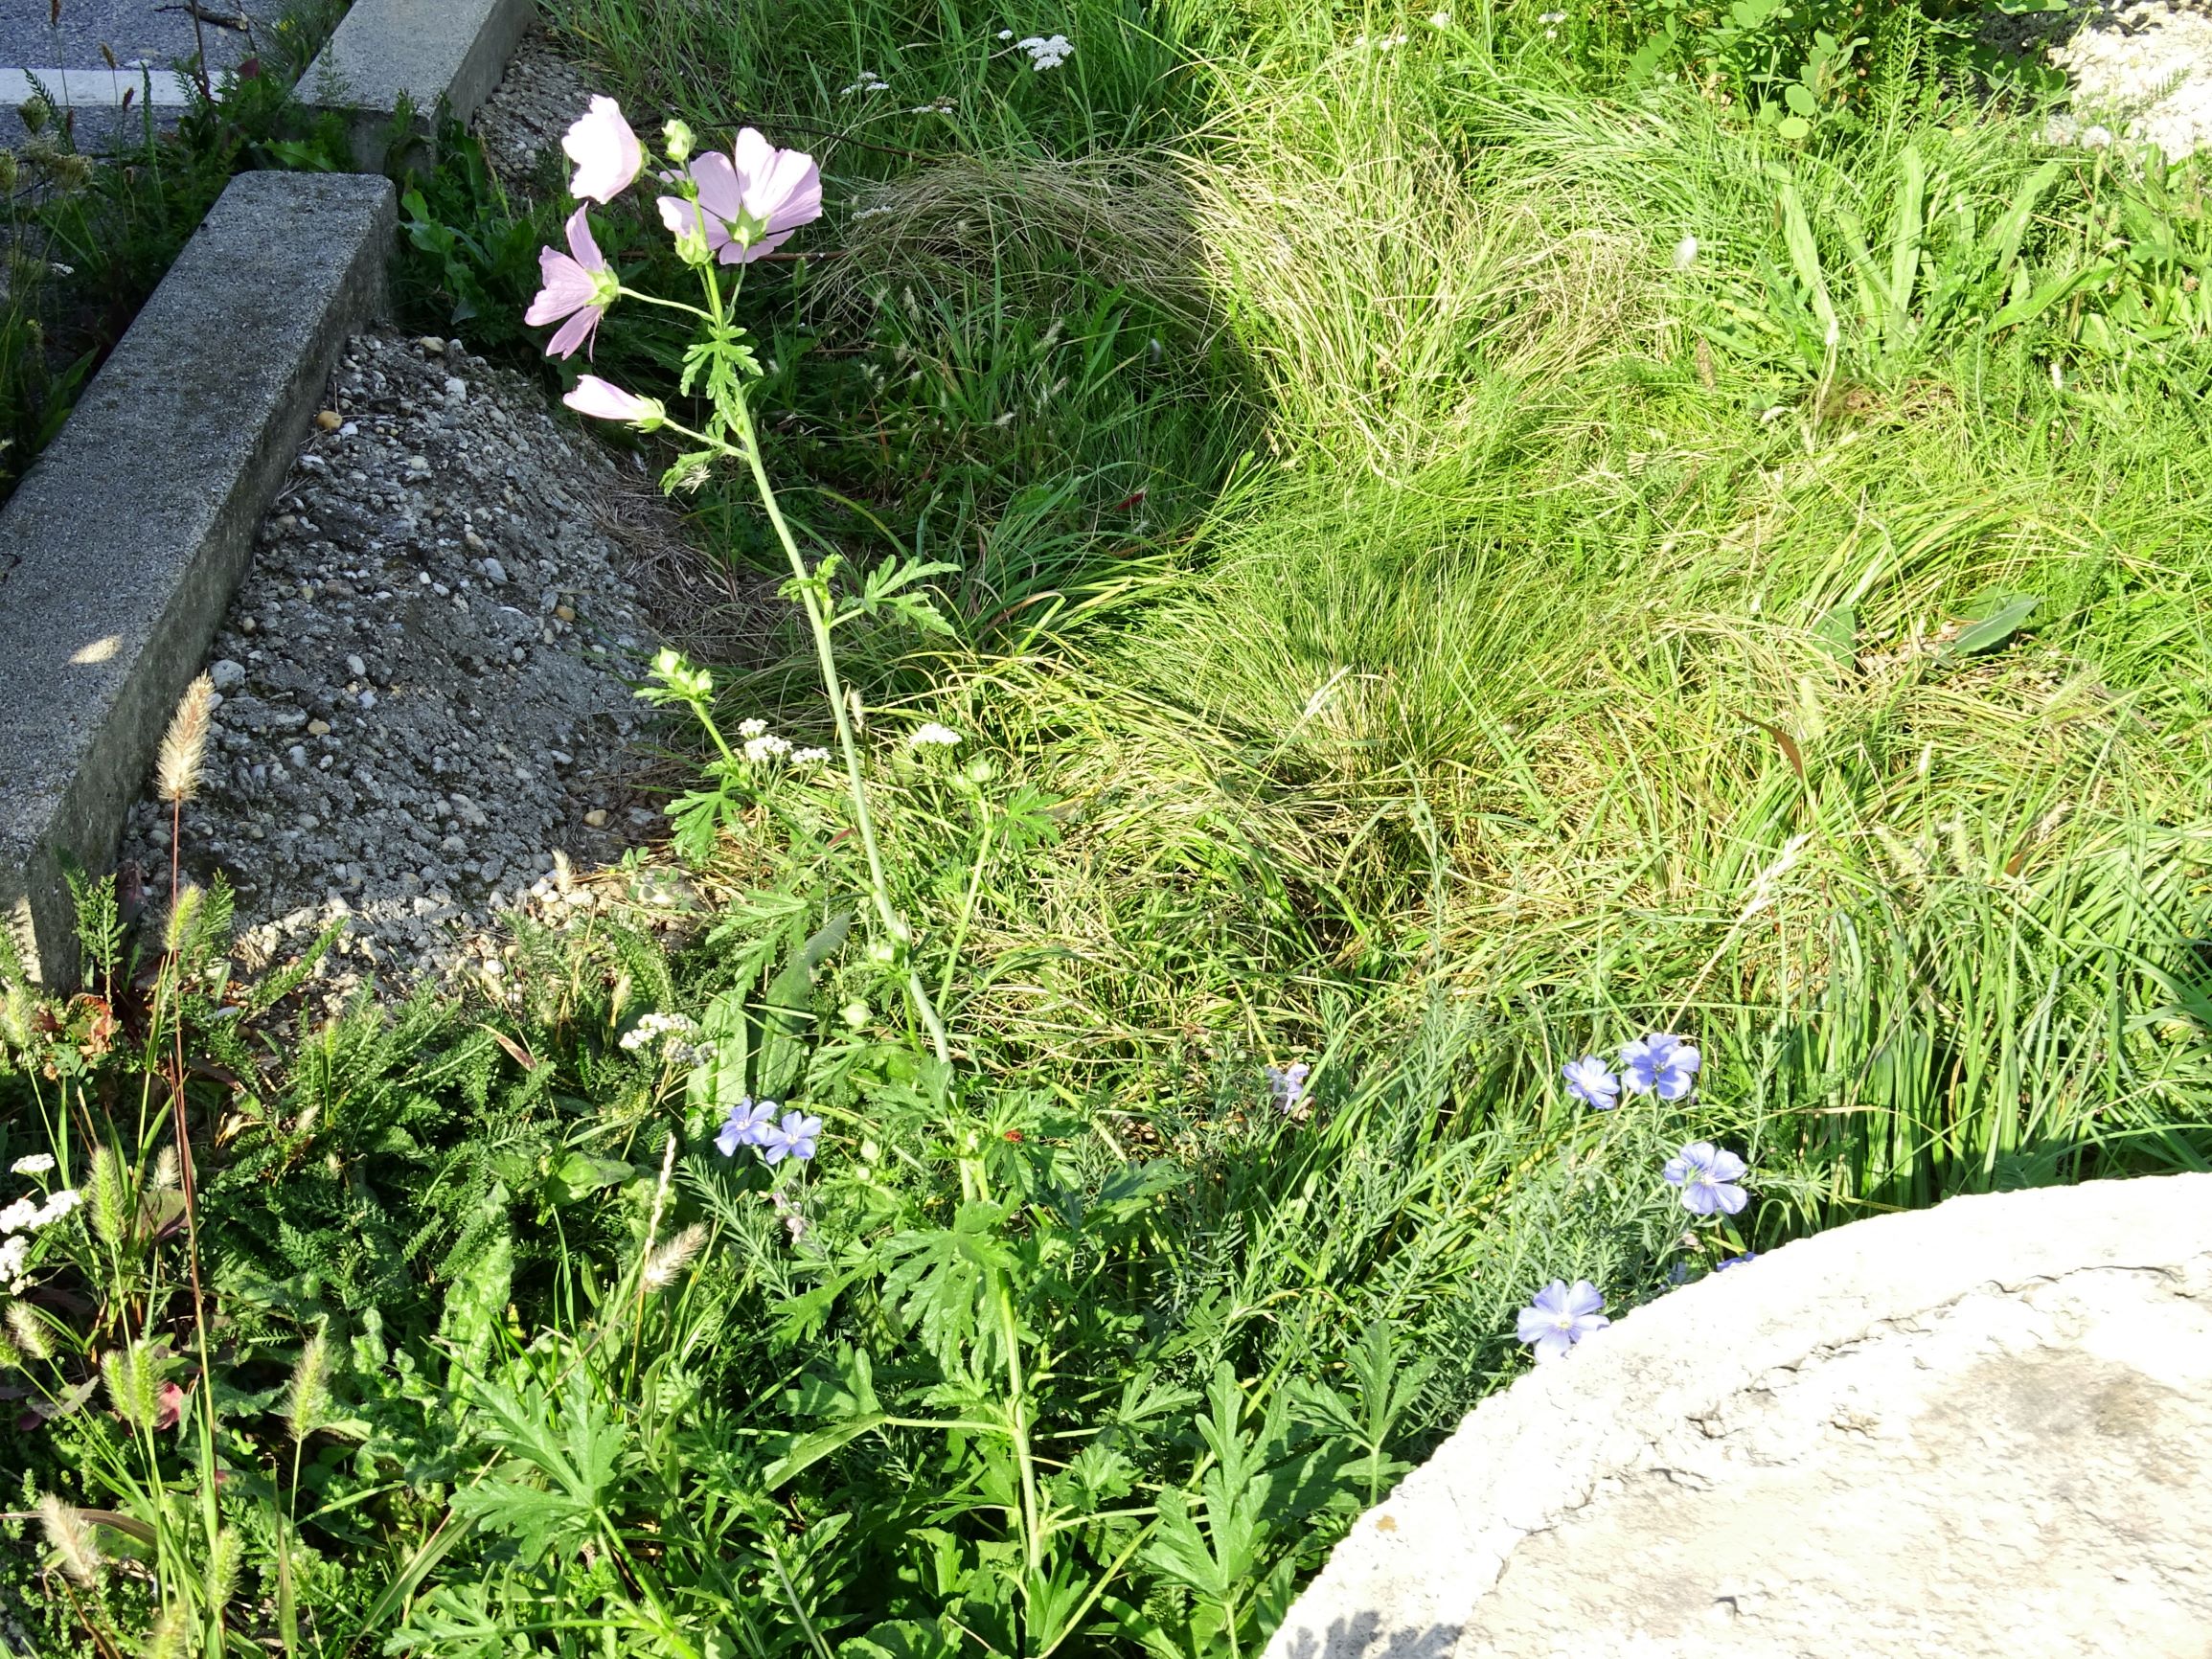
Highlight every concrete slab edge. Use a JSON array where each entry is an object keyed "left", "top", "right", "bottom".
[
  {"left": 302, "top": 0, "right": 538, "bottom": 170},
  {"left": 1266, "top": 1170, "right": 2212, "bottom": 1659},
  {"left": 0, "top": 171, "right": 397, "bottom": 989}
]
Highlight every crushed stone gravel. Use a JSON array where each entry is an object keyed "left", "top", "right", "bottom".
[
  {"left": 120, "top": 327, "right": 675, "bottom": 1000},
  {"left": 472, "top": 28, "right": 597, "bottom": 192},
  {"left": 2014, "top": 0, "right": 2212, "bottom": 156}
]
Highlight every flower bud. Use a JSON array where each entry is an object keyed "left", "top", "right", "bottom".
[
  {"left": 16, "top": 98, "right": 48, "bottom": 135},
  {"left": 840, "top": 1000, "right": 871, "bottom": 1029},
  {"left": 663, "top": 118, "right": 696, "bottom": 163},
  {"left": 0, "top": 152, "right": 19, "bottom": 195}
]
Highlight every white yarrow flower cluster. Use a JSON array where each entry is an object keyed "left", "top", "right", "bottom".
[
  {"left": 792, "top": 746, "right": 832, "bottom": 766},
  {"left": 840, "top": 71, "right": 891, "bottom": 96},
  {"left": 907, "top": 722, "right": 963, "bottom": 749},
  {"left": 620, "top": 1011, "right": 699, "bottom": 1054},
  {"left": 10, "top": 1153, "right": 55, "bottom": 1176},
  {"left": 0, "top": 1181, "right": 80, "bottom": 1284},
  {"left": 744, "top": 733, "right": 793, "bottom": 763},
  {"left": 1016, "top": 34, "right": 1073, "bottom": 69}
]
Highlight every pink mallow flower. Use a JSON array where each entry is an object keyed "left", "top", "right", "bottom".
[
  {"left": 562, "top": 95, "right": 642, "bottom": 202},
  {"left": 526, "top": 207, "right": 619, "bottom": 359},
  {"left": 657, "top": 127, "right": 822, "bottom": 265},
  {"left": 564, "top": 375, "right": 665, "bottom": 429}
]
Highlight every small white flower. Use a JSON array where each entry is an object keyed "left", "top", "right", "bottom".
[
  {"left": 1538, "top": 10, "right": 1565, "bottom": 21},
  {"left": 998, "top": 27, "right": 1014, "bottom": 37},
  {"left": 908, "top": 722, "right": 963, "bottom": 749},
  {"left": 744, "top": 734, "right": 793, "bottom": 763},
  {"left": 0, "top": 1233, "right": 27, "bottom": 1289},
  {"left": 738, "top": 717, "right": 769, "bottom": 738},
  {"left": 34, "top": 1190, "right": 78, "bottom": 1227},
  {"left": 839, "top": 74, "right": 892, "bottom": 96},
  {"left": 0, "top": 1197, "right": 36, "bottom": 1233},
  {"left": 792, "top": 747, "right": 832, "bottom": 766},
  {"left": 620, "top": 1012, "right": 700, "bottom": 1053},
  {"left": 1672, "top": 234, "right": 1699, "bottom": 270},
  {"left": 1430, "top": 10, "right": 1452, "bottom": 23},
  {"left": 1016, "top": 34, "right": 1072, "bottom": 69},
  {"left": 10, "top": 1154, "right": 54, "bottom": 1176}
]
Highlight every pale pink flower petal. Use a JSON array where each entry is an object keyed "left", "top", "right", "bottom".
[
  {"left": 564, "top": 375, "right": 658, "bottom": 424},
  {"left": 524, "top": 249, "right": 595, "bottom": 327},
  {"left": 562, "top": 95, "right": 642, "bottom": 203},
  {"left": 525, "top": 207, "right": 613, "bottom": 359},
  {"left": 657, "top": 193, "right": 707, "bottom": 246},
  {"left": 546, "top": 307, "right": 602, "bottom": 359},
  {"left": 690, "top": 150, "right": 746, "bottom": 228}
]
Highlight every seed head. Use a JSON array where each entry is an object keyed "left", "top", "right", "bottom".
[
  {"left": 139, "top": 1605, "right": 185, "bottom": 1659},
  {"left": 37, "top": 1492, "right": 103, "bottom": 1587},
  {"left": 7, "top": 1300, "right": 52, "bottom": 1360},
  {"left": 284, "top": 1330, "right": 330, "bottom": 1443},
  {"left": 205, "top": 1526, "right": 242, "bottom": 1612},
  {"left": 87, "top": 1144, "right": 129, "bottom": 1251},
  {"left": 155, "top": 673, "right": 215, "bottom": 805},
  {"left": 643, "top": 1222, "right": 707, "bottom": 1290}
]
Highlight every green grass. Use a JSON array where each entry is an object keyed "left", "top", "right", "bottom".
[{"left": 9, "top": 0, "right": 2212, "bottom": 1651}]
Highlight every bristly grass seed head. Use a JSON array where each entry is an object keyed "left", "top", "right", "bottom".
[
  {"left": 36, "top": 1492, "right": 103, "bottom": 1588},
  {"left": 155, "top": 672, "right": 215, "bottom": 805}
]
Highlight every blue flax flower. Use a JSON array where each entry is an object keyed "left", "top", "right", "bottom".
[
  {"left": 760, "top": 1111, "right": 824, "bottom": 1166},
  {"left": 1620, "top": 1032, "right": 1701, "bottom": 1100},
  {"left": 716, "top": 1097, "right": 778, "bottom": 1157},
  {"left": 1663, "top": 1141, "right": 1749, "bottom": 1216},
  {"left": 1562, "top": 1055, "right": 1620, "bottom": 1110},
  {"left": 1266, "top": 1062, "right": 1311, "bottom": 1115},
  {"left": 1714, "top": 1252, "right": 1759, "bottom": 1271},
  {"left": 1515, "top": 1279, "right": 1608, "bottom": 1362}
]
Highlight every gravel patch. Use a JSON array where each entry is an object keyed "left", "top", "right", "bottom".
[
  {"left": 472, "top": 28, "right": 595, "bottom": 192},
  {"left": 120, "top": 327, "right": 670, "bottom": 997},
  {"left": 2026, "top": 0, "right": 2212, "bottom": 156}
]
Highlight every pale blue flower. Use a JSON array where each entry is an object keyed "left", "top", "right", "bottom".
[
  {"left": 1266, "top": 1061, "right": 1311, "bottom": 1115},
  {"left": 1715, "top": 1252, "right": 1758, "bottom": 1271},
  {"left": 1619, "top": 1032, "right": 1701, "bottom": 1101},
  {"left": 1515, "top": 1279, "right": 1608, "bottom": 1362},
  {"left": 760, "top": 1110, "right": 823, "bottom": 1166},
  {"left": 1562, "top": 1055, "right": 1619, "bottom": 1109},
  {"left": 1663, "top": 1141, "right": 1749, "bottom": 1216},
  {"left": 716, "top": 1097, "right": 777, "bottom": 1157}
]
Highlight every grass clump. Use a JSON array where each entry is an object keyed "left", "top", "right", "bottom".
[{"left": 7, "top": 0, "right": 2212, "bottom": 1652}]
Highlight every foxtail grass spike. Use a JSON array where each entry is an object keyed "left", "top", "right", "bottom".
[
  {"left": 37, "top": 1493, "right": 103, "bottom": 1588},
  {"left": 155, "top": 673, "right": 215, "bottom": 805}
]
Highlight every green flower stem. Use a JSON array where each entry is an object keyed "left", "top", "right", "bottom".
[{"left": 728, "top": 397, "right": 950, "bottom": 1065}]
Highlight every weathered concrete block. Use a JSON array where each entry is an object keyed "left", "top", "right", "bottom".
[
  {"left": 301, "top": 0, "right": 537, "bottom": 169},
  {"left": 0, "top": 170, "right": 395, "bottom": 989},
  {"left": 1270, "top": 1172, "right": 2212, "bottom": 1659}
]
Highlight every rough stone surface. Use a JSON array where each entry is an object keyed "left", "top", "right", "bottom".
[
  {"left": 0, "top": 170, "right": 395, "bottom": 989},
  {"left": 115, "top": 327, "right": 669, "bottom": 1002},
  {"left": 1268, "top": 1174, "right": 2212, "bottom": 1659},
  {"left": 1983, "top": 0, "right": 2212, "bottom": 157},
  {"left": 303, "top": 0, "right": 536, "bottom": 168},
  {"left": 470, "top": 27, "right": 593, "bottom": 192}
]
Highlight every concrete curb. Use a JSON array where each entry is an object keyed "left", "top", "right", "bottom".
[
  {"left": 303, "top": 0, "right": 538, "bottom": 170},
  {"left": 0, "top": 172, "right": 397, "bottom": 988},
  {"left": 1266, "top": 1171, "right": 2212, "bottom": 1659}
]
